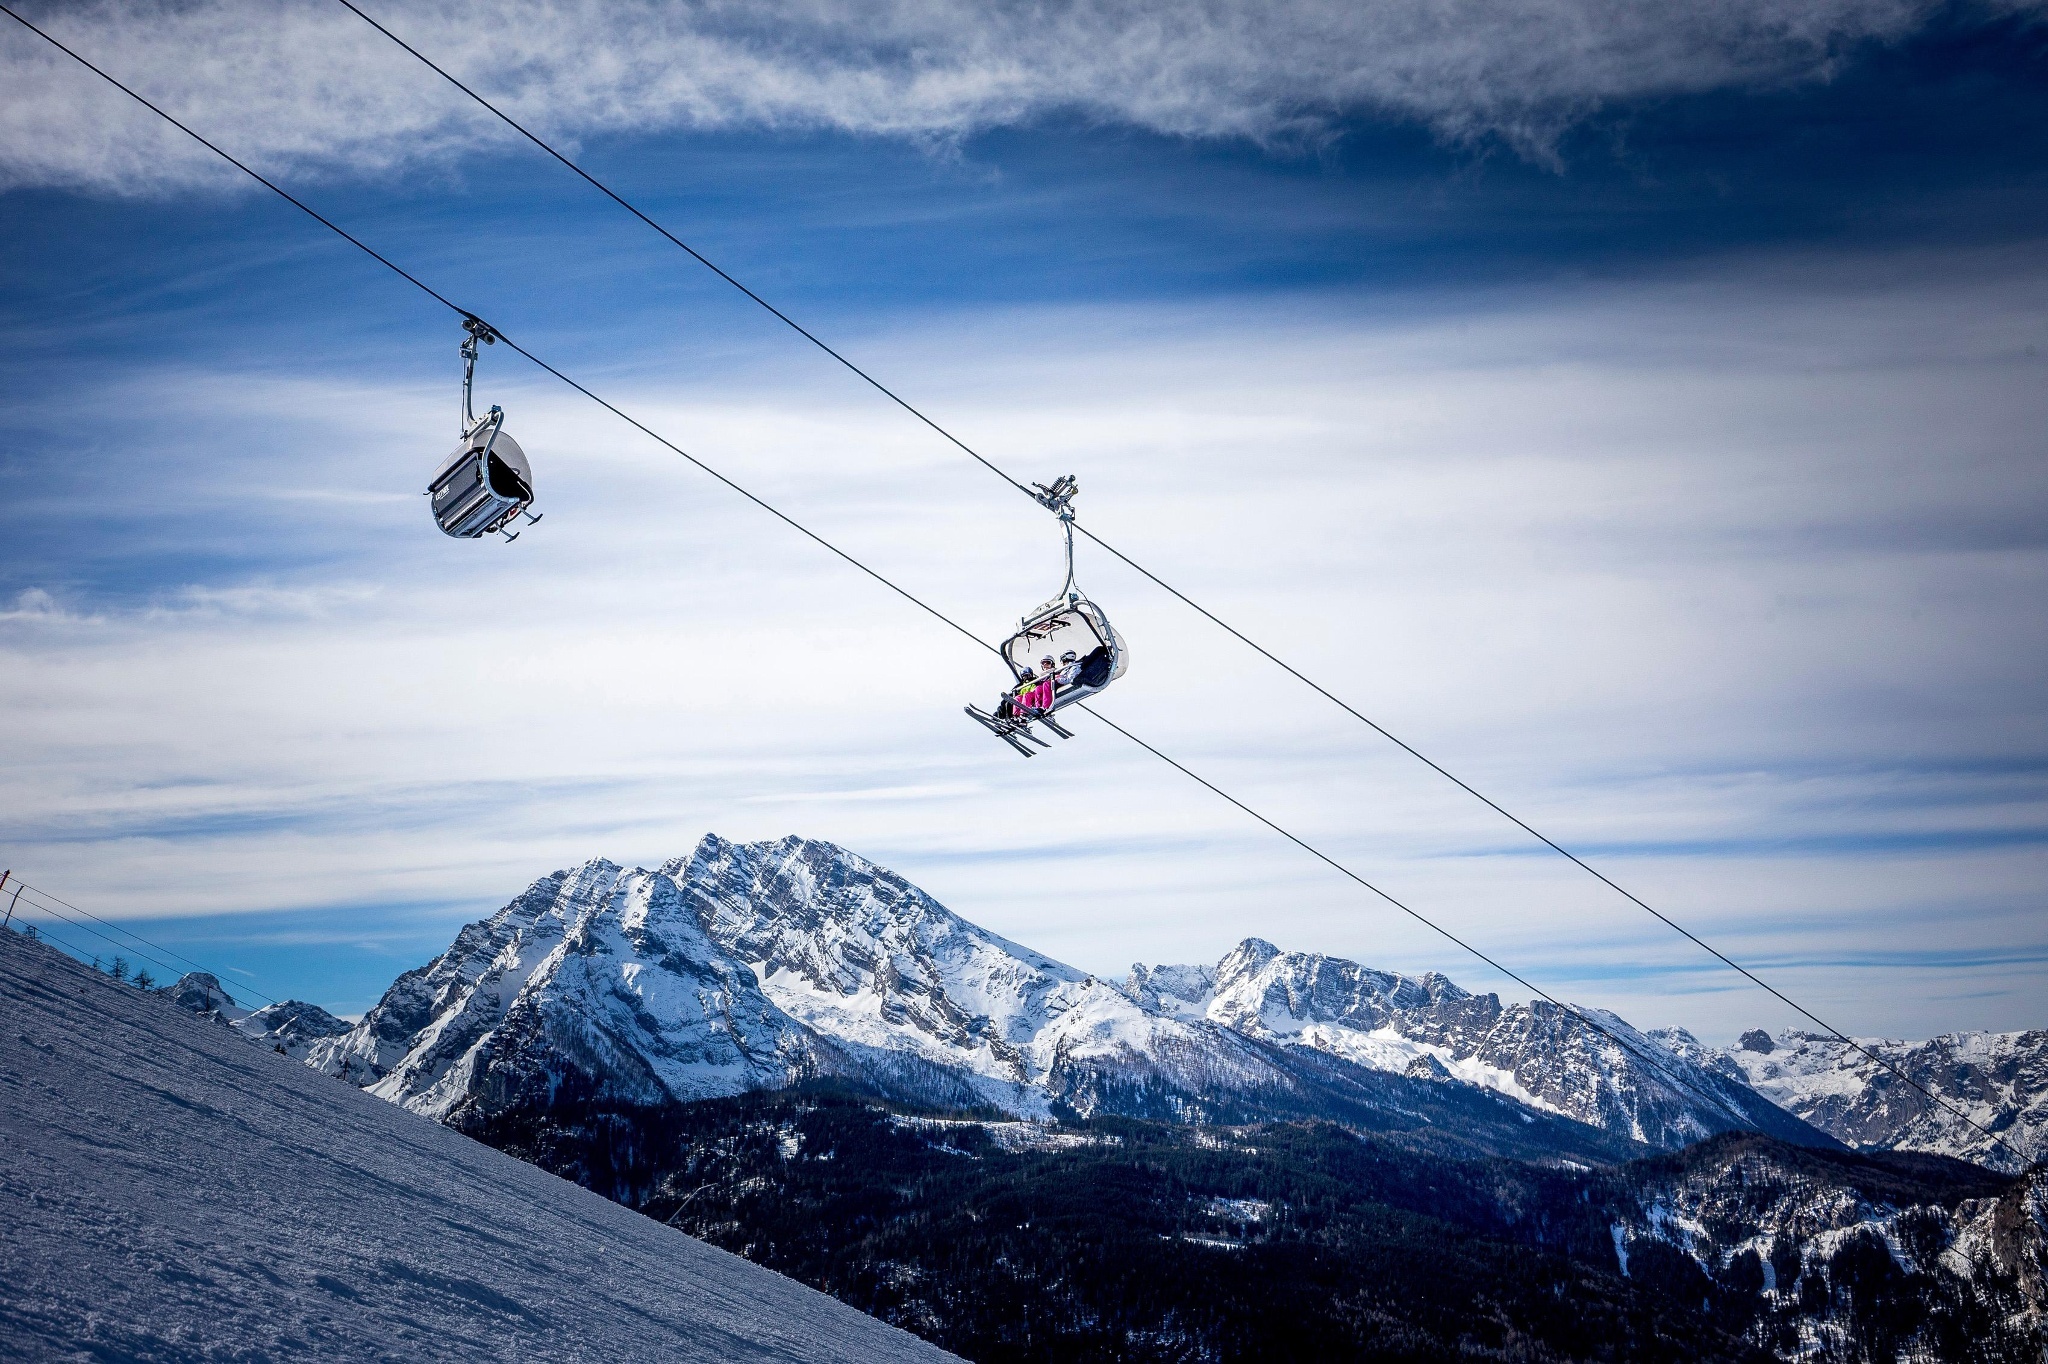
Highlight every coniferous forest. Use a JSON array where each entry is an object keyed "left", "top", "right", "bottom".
[{"left": 463, "top": 1090, "right": 2037, "bottom": 1363}]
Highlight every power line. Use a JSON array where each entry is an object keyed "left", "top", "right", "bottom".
[
  {"left": 7, "top": 887, "right": 199, "bottom": 994},
  {"left": 4, "top": 1, "right": 2023, "bottom": 1167},
  {"left": 8, "top": 876, "right": 282, "bottom": 1003},
  {"left": 320, "top": 0, "right": 2016, "bottom": 1163},
  {"left": 6, "top": 878, "right": 280, "bottom": 1006}
]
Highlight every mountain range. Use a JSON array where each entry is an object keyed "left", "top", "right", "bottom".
[
  {"left": 159, "top": 834, "right": 2048, "bottom": 1172},
  {"left": 281, "top": 834, "right": 1817, "bottom": 1159},
  {"left": 1719, "top": 1026, "right": 2048, "bottom": 1173},
  {"left": 145, "top": 834, "right": 2048, "bottom": 1360}
]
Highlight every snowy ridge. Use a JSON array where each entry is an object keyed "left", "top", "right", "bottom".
[
  {"left": 267, "top": 836, "right": 1823, "bottom": 1156},
  {"left": 309, "top": 856, "right": 819, "bottom": 1117},
  {"left": 1129, "top": 936, "right": 1820, "bottom": 1150},
  {"left": 1721, "top": 1028, "right": 2048, "bottom": 1172}
]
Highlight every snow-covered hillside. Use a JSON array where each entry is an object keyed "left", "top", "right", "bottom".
[
  {"left": 1129, "top": 937, "right": 1818, "bottom": 1150},
  {"left": 0, "top": 925, "right": 952, "bottom": 1362},
  {"left": 1721, "top": 1028, "right": 2048, "bottom": 1173},
  {"left": 290, "top": 835, "right": 1822, "bottom": 1157}
]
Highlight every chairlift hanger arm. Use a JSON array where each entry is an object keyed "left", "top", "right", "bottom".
[
  {"left": 1024, "top": 473, "right": 1081, "bottom": 602},
  {"left": 459, "top": 314, "right": 499, "bottom": 435}
]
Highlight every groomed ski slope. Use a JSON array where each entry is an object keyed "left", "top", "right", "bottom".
[{"left": 0, "top": 930, "right": 953, "bottom": 1363}]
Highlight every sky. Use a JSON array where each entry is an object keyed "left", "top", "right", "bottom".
[{"left": 2, "top": 0, "right": 2045, "bottom": 1041}]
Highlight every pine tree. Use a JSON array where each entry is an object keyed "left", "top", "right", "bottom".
[
  {"left": 134, "top": 968, "right": 155, "bottom": 990},
  {"left": 109, "top": 956, "right": 128, "bottom": 982}
]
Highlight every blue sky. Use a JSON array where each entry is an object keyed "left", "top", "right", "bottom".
[{"left": 2, "top": 0, "right": 2045, "bottom": 1039}]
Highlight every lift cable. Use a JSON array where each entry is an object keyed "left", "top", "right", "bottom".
[
  {"left": 5, "top": 1, "right": 2023, "bottom": 1166},
  {"left": 320, "top": 0, "right": 2007, "bottom": 1145},
  {"left": 326, "top": 0, "right": 1042, "bottom": 505}
]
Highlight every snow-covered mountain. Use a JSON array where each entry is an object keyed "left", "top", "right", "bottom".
[
  {"left": 280, "top": 835, "right": 1818, "bottom": 1159},
  {"left": 161, "top": 970, "right": 350, "bottom": 1060},
  {"left": 1128, "top": 937, "right": 1819, "bottom": 1150},
  {"left": 1719, "top": 1028, "right": 2048, "bottom": 1173}
]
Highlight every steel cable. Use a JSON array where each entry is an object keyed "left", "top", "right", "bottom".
[
  {"left": 5, "top": 879, "right": 280, "bottom": 1005},
  {"left": 2, "top": 0, "right": 2024, "bottom": 1166},
  {"left": 320, "top": 0, "right": 1967, "bottom": 1109}
]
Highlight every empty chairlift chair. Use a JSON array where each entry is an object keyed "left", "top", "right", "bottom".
[
  {"left": 428, "top": 316, "right": 541, "bottom": 542},
  {"left": 965, "top": 475, "right": 1129, "bottom": 756}
]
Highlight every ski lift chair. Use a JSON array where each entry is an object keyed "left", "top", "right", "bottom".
[
  {"left": 428, "top": 316, "right": 541, "bottom": 542},
  {"left": 966, "top": 475, "right": 1129, "bottom": 756}
]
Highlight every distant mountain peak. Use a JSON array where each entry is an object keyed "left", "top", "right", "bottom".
[
  {"left": 161, "top": 971, "right": 347, "bottom": 1059},
  {"left": 164, "top": 971, "right": 245, "bottom": 1021},
  {"left": 1128, "top": 936, "right": 1812, "bottom": 1151},
  {"left": 1721, "top": 1025, "right": 2048, "bottom": 1171}
]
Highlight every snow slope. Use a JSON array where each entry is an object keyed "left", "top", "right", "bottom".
[
  {"left": 0, "top": 926, "right": 952, "bottom": 1362},
  {"left": 1721, "top": 1028, "right": 2048, "bottom": 1172},
  {"left": 1129, "top": 937, "right": 1818, "bottom": 1150}
]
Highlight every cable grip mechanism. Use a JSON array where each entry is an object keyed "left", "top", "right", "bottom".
[
  {"left": 1031, "top": 474, "right": 1078, "bottom": 519},
  {"left": 459, "top": 313, "right": 498, "bottom": 435}
]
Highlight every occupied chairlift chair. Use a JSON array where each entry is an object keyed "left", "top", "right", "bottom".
[
  {"left": 428, "top": 315, "right": 541, "bottom": 541},
  {"left": 965, "top": 475, "right": 1129, "bottom": 756}
]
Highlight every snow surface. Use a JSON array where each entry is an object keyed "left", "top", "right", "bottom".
[{"left": 0, "top": 928, "right": 952, "bottom": 1363}]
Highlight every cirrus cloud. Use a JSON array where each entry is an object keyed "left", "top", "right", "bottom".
[{"left": 0, "top": 0, "right": 2029, "bottom": 193}]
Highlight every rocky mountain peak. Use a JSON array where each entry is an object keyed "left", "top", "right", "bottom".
[
  {"left": 1721, "top": 1026, "right": 2048, "bottom": 1171},
  {"left": 165, "top": 971, "right": 245, "bottom": 1020},
  {"left": 1218, "top": 937, "right": 1283, "bottom": 974},
  {"left": 267, "top": 836, "right": 1850, "bottom": 1156}
]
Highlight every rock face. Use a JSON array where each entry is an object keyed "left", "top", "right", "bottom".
[
  {"left": 1130, "top": 937, "right": 1821, "bottom": 1151},
  {"left": 279, "top": 835, "right": 1824, "bottom": 1160},
  {"left": 1601, "top": 1135, "right": 2047, "bottom": 1358},
  {"left": 1719, "top": 1028, "right": 2048, "bottom": 1173},
  {"left": 158, "top": 972, "right": 349, "bottom": 1060}
]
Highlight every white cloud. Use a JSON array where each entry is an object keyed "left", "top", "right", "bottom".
[
  {"left": 3, "top": 248, "right": 2045, "bottom": 1038},
  {"left": 0, "top": 0, "right": 2001, "bottom": 192}
]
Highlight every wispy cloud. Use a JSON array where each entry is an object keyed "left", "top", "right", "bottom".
[
  {"left": 4, "top": 252, "right": 2045, "bottom": 1035},
  {"left": 1, "top": 0, "right": 2021, "bottom": 192}
]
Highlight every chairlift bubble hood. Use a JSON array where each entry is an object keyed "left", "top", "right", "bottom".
[
  {"left": 965, "top": 474, "right": 1129, "bottom": 755},
  {"left": 428, "top": 316, "right": 541, "bottom": 542},
  {"left": 1001, "top": 595, "right": 1128, "bottom": 687}
]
